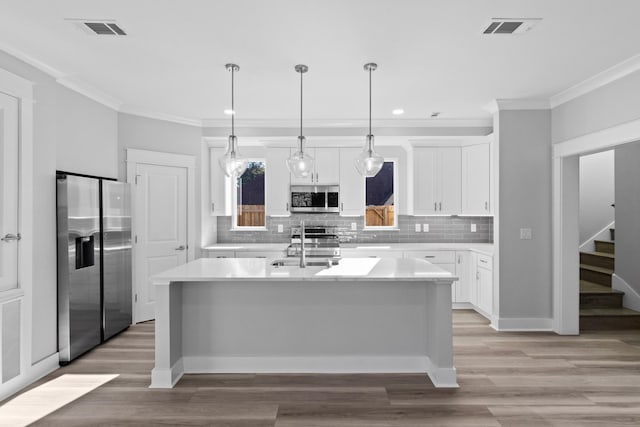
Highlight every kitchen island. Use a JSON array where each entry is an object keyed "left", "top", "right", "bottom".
[{"left": 150, "top": 257, "right": 458, "bottom": 389}]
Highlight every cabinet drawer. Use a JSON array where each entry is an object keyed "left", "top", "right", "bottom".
[
  {"left": 477, "top": 253, "right": 493, "bottom": 270},
  {"left": 236, "top": 250, "right": 286, "bottom": 258},
  {"left": 341, "top": 248, "right": 404, "bottom": 258},
  {"left": 207, "top": 250, "right": 236, "bottom": 258},
  {"left": 404, "top": 250, "right": 456, "bottom": 264}
]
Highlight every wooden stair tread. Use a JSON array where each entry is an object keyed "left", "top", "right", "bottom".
[
  {"left": 580, "top": 251, "right": 615, "bottom": 259},
  {"left": 580, "top": 308, "right": 640, "bottom": 317},
  {"left": 579, "top": 264, "right": 614, "bottom": 275},
  {"left": 580, "top": 280, "right": 622, "bottom": 294},
  {"left": 594, "top": 239, "right": 615, "bottom": 244}
]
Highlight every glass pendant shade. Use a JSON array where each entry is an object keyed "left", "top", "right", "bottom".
[
  {"left": 287, "top": 136, "right": 315, "bottom": 178},
  {"left": 355, "top": 134, "right": 384, "bottom": 177},
  {"left": 219, "top": 135, "right": 248, "bottom": 177}
]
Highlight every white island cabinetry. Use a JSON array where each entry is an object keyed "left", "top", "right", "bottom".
[{"left": 151, "top": 257, "right": 457, "bottom": 389}]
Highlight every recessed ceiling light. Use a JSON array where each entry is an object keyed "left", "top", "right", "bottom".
[
  {"left": 392, "top": 109, "right": 404, "bottom": 115},
  {"left": 224, "top": 109, "right": 235, "bottom": 115}
]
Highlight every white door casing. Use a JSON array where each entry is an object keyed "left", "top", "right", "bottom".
[
  {"left": 126, "top": 149, "right": 196, "bottom": 323},
  {"left": 0, "top": 93, "right": 19, "bottom": 292}
]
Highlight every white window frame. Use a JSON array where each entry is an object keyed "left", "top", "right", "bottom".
[
  {"left": 363, "top": 158, "right": 399, "bottom": 230},
  {"left": 232, "top": 158, "right": 268, "bottom": 231}
]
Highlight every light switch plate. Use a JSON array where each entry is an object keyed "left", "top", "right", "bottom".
[
  {"left": 415, "top": 224, "right": 421, "bottom": 232},
  {"left": 351, "top": 222, "right": 357, "bottom": 231},
  {"left": 423, "top": 224, "right": 429, "bottom": 232},
  {"left": 277, "top": 224, "right": 283, "bottom": 233},
  {"left": 471, "top": 224, "right": 477, "bottom": 232},
  {"left": 520, "top": 228, "right": 532, "bottom": 239}
]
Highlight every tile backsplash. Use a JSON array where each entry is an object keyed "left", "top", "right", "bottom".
[{"left": 216, "top": 214, "right": 493, "bottom": 244}]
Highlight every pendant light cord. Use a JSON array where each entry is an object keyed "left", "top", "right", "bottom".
[
  {"left": 231, "top": 67, "right": 235, "bottom": 136},
  {"left": 300, "top": 69, "right": 303, "bottom": 138},
  {"left": 369, "top": 67, "right": 372, "bottom": 136}
]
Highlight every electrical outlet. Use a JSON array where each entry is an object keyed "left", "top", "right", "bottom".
[
  {"left": 423, "top": 224, "right": 429, "bottom": 232},
  {"left": 351, "top": 222, "right": 357, "bottom": 231},
  {"left": 415, "top": 224, "right": 421, "bottom": 232},
  {"left": 277, "top": 224, "right": 283, "bottom": 233},
  {"left": 471, "top": 224, "right": 477, "bottom": 233},
  {"left": 520, "top": 228, "right": 532, "bottom": 239}
]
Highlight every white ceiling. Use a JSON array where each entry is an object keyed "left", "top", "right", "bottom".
[{"left": 1, "top": 0, "right": 640, "bottom": 125}]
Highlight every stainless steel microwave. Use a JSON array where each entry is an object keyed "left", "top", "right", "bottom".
[{"left": 290, "top": 185, "right": 340, "bottom": 213}]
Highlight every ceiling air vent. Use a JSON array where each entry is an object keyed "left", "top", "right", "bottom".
[
  {"left": 483, "top": 18, "right": 541, "bottom": 35},
  {"left": 67, "top": 19, "right": 127, "bottom": 36}
]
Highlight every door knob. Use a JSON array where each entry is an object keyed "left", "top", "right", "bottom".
[
  {"left": 1, "top": 233, "right": 21, "bottom": 242},
  {"left": 175, "top": 245, "right": 186, "bottom": 251}
]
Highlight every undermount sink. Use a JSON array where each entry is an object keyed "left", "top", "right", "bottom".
[{"left": 271, "top": 258, "right": 340, "bottom": 268}]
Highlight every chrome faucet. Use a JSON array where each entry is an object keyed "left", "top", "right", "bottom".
[{"left": 299, "top": 220, "right": 306, "bottom": 268}]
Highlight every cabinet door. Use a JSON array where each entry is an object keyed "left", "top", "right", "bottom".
[
  {"left": 339, "top": 148, "right": 364, "bottom": 216},
  {"left": 455, "top": 251, "right": 471, "bottom": 303},
  {"left": 413, "top": 148, "right": 438, "bottom": 214},
  {"left": 462, "top": 143, "right": 490, "bottom": 214},
  {"left": 438, "top": 147, "right": 461, "bottom": 214},
  {"left": 315, "top": 148, "right": 340, "bottom": 184},
  {"left": 210, "top": 147, "right": 230, "bottom": 216},
  {"left": 477, "top": 264, "right": 493, "bottom": 315},
  {"left": 266, "top": 147, "right": 291, "bottom": 216}
]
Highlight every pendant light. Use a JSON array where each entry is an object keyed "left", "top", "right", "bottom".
[
  {"left": 355, "top": 62, "right": 384, "bottom": 177},
  {"left": 219, "top": 63, "right": 248, "bottom": 177},
  {"left": 286, "top": 64, "right": 315, "bottom": 178}
]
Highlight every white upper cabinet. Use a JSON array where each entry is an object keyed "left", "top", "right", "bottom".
[
  {"left": 413, "top": 147, "right": 461, "bottom": 215},
  {"left": 265, "top": 147, "right": 291, "bottom": 216},
  {"left": 290, "top": 147, "right": 340, "bottom": 185},
  {"left": 461, "top": 143, "right": 491, "bottom": 215},
  {"left": 339, "top": 147, "right": 364, "bottom": 216},
  {"left": 209, "top": 146, "right": 230, "bottom": 216}
]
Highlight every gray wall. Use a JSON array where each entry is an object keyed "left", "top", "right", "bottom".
[
  {"left": 552, "top": 69, "right": 640, "bottom": 143},
  {"left": 614, "top": 141, "right": 640, "bottom": 296},
  {"left": 0, "top": 50, "right": 119, "bottom": 364},
  {"left": 117, "top": 113, "right": 205, "bottom": 252},
  {"left": 497, "top": 109, "right": 553, "bottom": 319},
  {"left": 579, "top": 150, "right": 615, "bottom": 244}
]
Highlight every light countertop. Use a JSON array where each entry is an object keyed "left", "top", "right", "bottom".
[
  {"left": 152, "top": 257, "right": 457, "bottom": 284},
  {"left": 201, "top": 242, "right": 494, "bottom": 256}
]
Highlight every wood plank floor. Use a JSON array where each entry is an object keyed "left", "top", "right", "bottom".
[{"left": 5, "top": 310, "right": 640, "bottom": 426}]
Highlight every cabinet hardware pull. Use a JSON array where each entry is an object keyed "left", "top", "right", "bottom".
[
  {"left": 439, "top": 202, "right": 442, "bottom": 211},
  {"left": 480, "top": 259, "right": 488, "bottom": 264},
  {"left": 434, "top": 202, "right": 437, "bottom": 211},
  {"left": 286, "top": 202, "right": 289, "bottom": 211},
  {"left": 341, "top": 202, "right": 344, "bottom": 211},
  {"left": 1, "top": 233, "right": 21, "bottom": 242},
  {"left": 485, "top": 201, "right": 488, "bottom": 210},
  {"left": 424, "top": 255, "right": 435, "bottom": 258},
  {"left": 175, "top": 245, "right": 186, "bottom": 251},
  {"left": 211, "top": 202, "right": 215, "bottom": 212}
]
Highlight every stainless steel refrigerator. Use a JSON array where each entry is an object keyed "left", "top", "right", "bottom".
[{"left": 56, "top": 172, "right": 132, "bottom": 364}]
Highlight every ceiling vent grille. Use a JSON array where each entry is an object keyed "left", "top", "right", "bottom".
[
  {"left": 483, "top": 18, "right": 541, "bottom": 35},
  {"left": 67, "top": 19, "right": 127, "bottom": 36}
]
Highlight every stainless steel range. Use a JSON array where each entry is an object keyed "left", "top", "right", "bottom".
[{"left": 287, "top": 225, "right": 341, "bottom": 259}]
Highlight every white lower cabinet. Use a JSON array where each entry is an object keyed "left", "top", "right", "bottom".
[
  {"left": 476, "top": 253, "right": 493, "bottom": 316},
  {"left": 341, "top": 248, "right": 404, "bottom": 258},
  {"left": 235, "top": 250, "right": 286, "bottom": 258}
]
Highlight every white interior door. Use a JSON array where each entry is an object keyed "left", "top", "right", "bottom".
[
  {"left": 134, "top": 163, "right": 188, "bottom": 322},
  {"left": 0, "top": 92, "right": 19, "bottom": 292}
]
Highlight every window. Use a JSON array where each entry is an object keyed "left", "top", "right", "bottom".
[
  {"left": 234, "top": 161, "right": 266, "bottom": 228},
  {"left": 365, "top": 161, "right": 396, "bottom": 228}
]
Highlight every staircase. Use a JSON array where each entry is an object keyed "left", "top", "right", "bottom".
[{"left": 579, "top": 230, "right": 640, "bottom": 330}]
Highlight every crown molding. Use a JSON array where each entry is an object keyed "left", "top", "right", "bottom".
[
  {"left": 57, "top": 77, "right": 122, "bottom": 110},
  {"left": 550, "top": 54, "right": 640, "bottom": 108},
  {"left": 119, "top": 105, "right": 203, "bottom": 127},
  {"left": 484, "top": 99, "right": 550, "bottom": 114},
  {"left": 201, "top": 117, "right": 492, "bottom": 128},
  {"left": 0, "top": 43, "right": 65, "bottom": 79}
]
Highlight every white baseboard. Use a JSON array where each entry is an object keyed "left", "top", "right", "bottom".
[
  {"left": 579, "top": 221, "right": 615, "bottom": 252},
  {"left": 0, "top": 352, "right": 59, "bottom": 401},
  {"left": 491, "top": 316, "right": 553, "bottom": 331},
  {"left": 612, "top": 274, "right": 640, "bottom": 311},
  {"left": 150, "top": 358, "right": 184, "bottom": 389},
  {"left": 182, "top": 355, "right": 456, "bottom": 388},
  {"left": 452, "top": 302, "right": 474, "bottom": 310}
]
